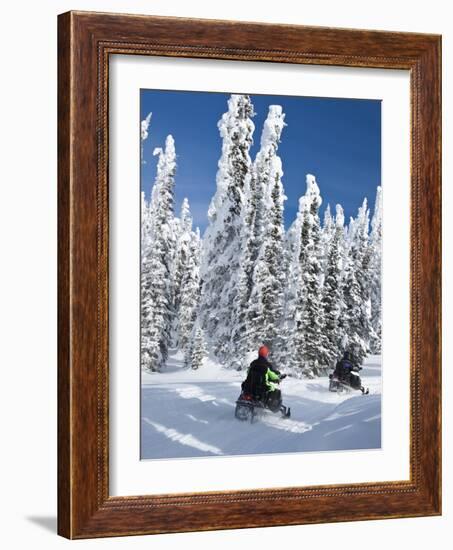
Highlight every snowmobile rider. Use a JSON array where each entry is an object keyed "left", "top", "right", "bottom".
[
  {"left": 242, "top": 346, "right": 286, "bottom": 411},
  {"left": 334, "top": 351, "right": 368, "bottom": 394},
  {"left": 334, "top": 351, "right": 356, "bottom": 381}
]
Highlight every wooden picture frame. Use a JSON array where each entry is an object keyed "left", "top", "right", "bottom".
[{"left": 58, "top": 10, "right": 441, "bottom": 539}]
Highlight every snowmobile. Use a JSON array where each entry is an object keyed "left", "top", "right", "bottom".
[
  {"left": 235, "top": 375, "right": 291, "bottom": 423},
  {"left": 329, "top": 366, "right": 369, "bottom": 395}
]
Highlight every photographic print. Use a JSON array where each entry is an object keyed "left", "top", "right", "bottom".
[{"left": 140, "top": 89, "right": 382, "bottom": 460}]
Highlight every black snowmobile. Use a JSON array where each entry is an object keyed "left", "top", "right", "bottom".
[
  {"left": 235, "top": 374, "right": 291, "bottom": 423},
  {"left": 329, "top": 363, "right": 369, "bottom": 395}
]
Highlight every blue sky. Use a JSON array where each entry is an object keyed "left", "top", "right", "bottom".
[{"left": 140, "top": 89, "right": 381, "bottom": 233}]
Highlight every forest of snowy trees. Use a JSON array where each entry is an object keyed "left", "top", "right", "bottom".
[{"left": 141, "top": 94, "right": 382, "bottom": 378}]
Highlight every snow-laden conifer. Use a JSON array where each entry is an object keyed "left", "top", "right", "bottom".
[
  {"left": 141, "top": 191, "right": 152, "bottom": 255},
  {"left": 190, "top": 324, "right": 208, "bottom": 370},
  {"left": 247, "top": 106, "right": 287, "bottom": 356},
  {"left": 170, "top": 198, "right": 194, "bottom": 347},
  {"left": 342, "top": 198, "right": 373, "bottom": 365},
  {"left": 141, "top": 135, "right": 177, "bottom": 371},
  {"left": 141, "top": 112, "right": 152, "bottom": 163},
  {"left": 141, "top": 112, "right": 152, "bottom": 141},
  {"left": 321, "top": 204, "right": 335, "bottom": 273},
  {"left": 321, "top": 204, "right": 347, "bottom": 367},
  {"left": 179, "top": 226, "right": 202, "bottom": 353},
  {"left": 295, "top": 175, "right": 330, "bottom": 377},
  {"left": 369, "top": 186, "right": 382, "bottom": 353},
  {"left": 279, "top": 196, "right": 306, "bottom": 372},
  {"left": 200, "top": 94, "right": 255, "bottom": 365}
]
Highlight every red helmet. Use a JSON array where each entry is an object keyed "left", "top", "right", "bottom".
[{"left": 258, "top": 345, "right": 270, "bottom": 358}]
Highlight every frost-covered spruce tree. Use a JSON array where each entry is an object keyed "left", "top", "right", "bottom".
[
  {"left": 141, "top": 112, "right": 152, "bottom": 142},
  {"left": 141, "top": 191, "right": 152, "bottom": 256},
  {"left": 279, "top": 198, "right": 305, "bottom": 372},
  {"left": 250, "top": 106, "right": 286, "bottom": 262},
  {"left": 345, "top": 213, "right": 358, "bottom": 255},
  {"left": 266, "top": 175, "right": 289, "bottom": 366},
  {"left": 190, "top": 324, "right": 208, "bottom": 370},
  {"left": 229, "top": 174, "right": 257, "bottom": 370},
  {"left": 200, "top": 94, "right": 255, "bottom": 365},
  {"left": 369, "top": 186, "right": 382, "bottom": 353},
  {"left": 141, "top": 192, "right": 154, "bottom": 367},
  {"left": 296, "top": 175, "right": 330, "bottom": 377},
  {"left": 229, "top": 263, "right": 253, "bottom": 370},
  {"left": 321, "top": 204, "right": 347, "bottom": 367},
  {"left": 342, "top": 198, "right": 372, "bottom": 365},
  {"left": 321, "top": 204, "right": 335, "bottom": 274},
  {"left": 140, "top": 112, "right": 152, "bottom": 162},
  {"left": 290, "top": 192, "right": 313, "bottom": 372},
  {"left": 140, "top": 113, "right": 153, "bottom": 255},
  {"left": 141, "top": 135, "right": 177, "bottom": 372},
  {"left": 247, "top": 105, "right": 287, "bottom": 355},
  {"left": 170, "top": 198, "right": 193, "bottom": 348},
  {"left": 179, "top": 226, "right": 202, "bottom": 353},
  {"left": 228, "top": 160, "right": 261, "bottom": 368}
]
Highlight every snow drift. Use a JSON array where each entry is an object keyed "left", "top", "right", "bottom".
[{"left": 141, "top": 355, "right": 381, "bottom": 460}]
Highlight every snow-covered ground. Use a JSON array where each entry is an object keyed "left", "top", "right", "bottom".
[{"left": 141, "top": 354, "right": 382, "bottom": 460}]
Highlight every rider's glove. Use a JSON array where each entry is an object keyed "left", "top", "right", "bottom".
[{"left": 279, "top": 373, "right": 287, "bottom": 380}]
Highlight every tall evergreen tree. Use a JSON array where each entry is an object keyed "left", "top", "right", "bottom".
[
  {"left": 170, "top": 198, "right": 194, "bottom": 348},
  {"left": 321, "top": 204, "right": 347, "bottom": 367},
  {"left": 200, "top": 94, "right": 255, "bottom": 365},
  {"left": 296, "top": 175, "right": 330, "bottom": 377},
  {"left": 141, "top": 191, "right": 152, "bottom": 255},
  {"left": 141, "top": 135, "right": 177, "bottom": 371},
  {"left": 321, "top": 205, "right": 334, "bottom": 267},
  {"left": 247, "top": 106, "right": 287, "bottom": 356},
  {"left": 342, "top": 199, "right": 373, "bottom": 365},
  {"left": 179, "top": 226, "right": 202, "bottom": 353},
  {"left": 369, "top": 186, "right": 382, "bottom": 353},
  {"left": 279, "top": 196, "right": 305, "bottom": 372},
  {"left": 189, "top": 324, "right": 208, "bottom": 370}
]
